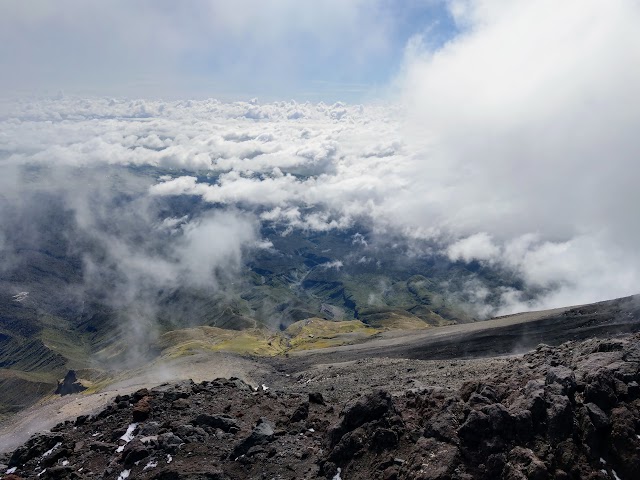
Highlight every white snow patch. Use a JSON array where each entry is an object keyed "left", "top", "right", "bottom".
[
  {"left": 120, "top": 423, "right": 138, "bottom": 442},
  {"left": 37, "top": 469, "right": 47, "bottom": 477},
  {"left": 612, "top": 470, "right": 622, "bottom": 480},
  {"left": 166, "top": 454, "right": 173, "bottom": 464},
  {"left": 12, "top": 292, "right": 29, "bottom": 302},
  {"left": 116, "top": 422, "right": 138, "bottom": 452},
  {"left": 117, "top": 469, "right": 131, "bottom": 480},
  {"left": 332, "top": 467, "right": 342, "bottom": 480},
  {"left": 600, "top": 457, "right": 607, "bottom": 465},
  {"left": 62, "top": 460, "right": 69, "bottom": 466},
  {"left": 261, "top": 384, "right": 269, "bottom": 391},
  {"left": 6, "top": 467, "right": 17, "bottom": 474},
  {"left": 143, "top": 460, "right": 158, "bottom": 470},
  {"left": 308, "top": 428, "right": 315, "bottom": 433},
  {"left": 41, "top": 442, "right": 61, "bottom": 458}
]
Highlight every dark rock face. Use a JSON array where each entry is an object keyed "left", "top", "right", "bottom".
[
  {"left": 309, "top": 392, "right": 325, "bottom": 405},
  {"left": 231, "top": 418, "right": 275, "bottom": 458},
  {"left": 329, "top": 389, "right": 397, "bottom": 446},
  {"left": 54, "top": 370, "right": 86, "bottom": 396},
  {"left": 4, "top": 334, "right": 640, "bottom": 479},
  {"left": 193, "top": 414, "right": 240, "bottom": 433},
  {"left": 289, "top": 401, "right": 309, "bottom": 423}
]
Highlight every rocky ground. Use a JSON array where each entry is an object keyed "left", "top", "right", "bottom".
[{"left": 1, "top": 332, "right": 639, "bottom": 480}]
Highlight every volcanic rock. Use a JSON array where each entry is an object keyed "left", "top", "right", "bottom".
[{"left": 54, "top": 370, "right": 86, "bottom": 396}]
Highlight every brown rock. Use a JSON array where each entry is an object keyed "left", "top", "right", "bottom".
[{"left": 133, "top": 396, "right": 152, "bottom": 421}]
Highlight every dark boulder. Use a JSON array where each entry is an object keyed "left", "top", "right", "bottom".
[
  {"left": 132, "top": 396, "right": 152, "bottom": 422},
  {"left": 584, "top": 371, "right": 617, "bottom": 410},
  {"left": 545, "top": 394, "right": 573, "bottom": 441},
  {"left": 159, "top": 432, "right": 183, "bottom": 453},
  {"left": 193, "top": 414, "right": 240, "bottom": 433},
  {"left": 43, "top": 466, "right": 79, "bottom": 479},
  {"left": 289, "top": 401, "right": 309, "bottom": 423},
  {"left": 121, "top": 439, "right": 150, "bottom": 466},
  {"left": 54, "top": 371, "right": 86, "bottom": 396},
  {"left": 330, "top": 389, "right": 396, "bottom": 446},
  {"left": 424, "top": 410, "right": 460, "bottom": 444},
  {"left": 546, "top": 366, "right": 577, "bottom": 396},
  {"left": 584, "top": 402, "right": 610, "bottom": 431},
  {"left": 370, "top": 428, "right": 398, "bottom": 451},
  {"left": 503, "top": 447, "right": 548, "bottom": 480},
  {"left": 231, "top": 418, "right": 275, "bottom": 458},
  {"left": 309, "top": 392, "right": 325, "bottom": 405}
]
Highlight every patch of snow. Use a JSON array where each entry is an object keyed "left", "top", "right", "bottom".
[
  {"left": 166, "top": 454, "right": 173, "bottom": 464},
  {"left": 115, "top": 423, "right": 138, "bottom": 452},
  {"left": 12, "top": 292, "right": 29, "bottom": 302},
  {"left": 600, "top": 457, "right": 607, "bottom": 464},
  {"left": 261, "top": 384, "right": 269, "bottom": 391},
  {"left": 308, "top": 428, "right": 315, "bottom": 433},
  {"left": 92, "top": 432, "right": 100, "bottom": 437},
  {"left": 117, "top": 469, "right": 131, "bottom": 480},
  {"left": 143, "top": 460, "right": 158, "bottom": 470},
  {"left": 42, "top": 442, "right": 61, "bottom": 458},
  {"left": 37, "top": 469, "right": 47, "bottom": 477},
  {"left": 333, "top": 467, "right": 342, "bottom": 480},
  {"left": 6, "top": 467, "right": 17, "bottom": 474},
  {"left": 120, "top": 423, "right": 138, "bottom": 442},
  {"left": 62, "top": 460, "right": 69, "bottom": 466},
  {"left": 612, "top": 470, "right": 622, "bottom": 480}
]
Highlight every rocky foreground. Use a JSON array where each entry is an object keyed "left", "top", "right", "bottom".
[{"left": 2, "top": 333, "right": 640, "bottom": 480}]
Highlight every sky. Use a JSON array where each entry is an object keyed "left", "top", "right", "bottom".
[
  {"left": 0, "top": 0, "right": 457, "bottom": 101},
  {"left": 1, "top": 0, "right": 640, "bottom": 317}
]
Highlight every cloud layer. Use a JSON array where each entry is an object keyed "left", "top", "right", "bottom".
[
  {"left": 397, "top": 0, "right": 640, "bottom": 310},
  {"left": 2, "top": 0, "right": 640, "bottom": 316}
]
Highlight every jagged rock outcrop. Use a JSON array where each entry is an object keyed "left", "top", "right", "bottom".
[
  {"left": 54, "top": 370, "right": 86, "bottom": 396},
  {"left": 3, "top": 335, "right": 640, "bottom": 479}
]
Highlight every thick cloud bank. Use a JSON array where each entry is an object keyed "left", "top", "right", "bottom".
[{"left": 395, "top": 0, "right": 640, "bottom": 310}]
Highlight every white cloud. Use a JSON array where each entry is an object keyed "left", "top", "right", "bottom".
[
  {"left": 447, "top": 233, "right": 499, "bottom": 263},
  {"left": 3, "top": 0, "right": 640, "bottom": 323},
  {"left": 388, "top": 0, "right": 640, "bottom": 311}
]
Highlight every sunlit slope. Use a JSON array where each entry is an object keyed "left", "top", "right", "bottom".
[{"left": 154, "top": 318, "right": 384, "bottom": 358}]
